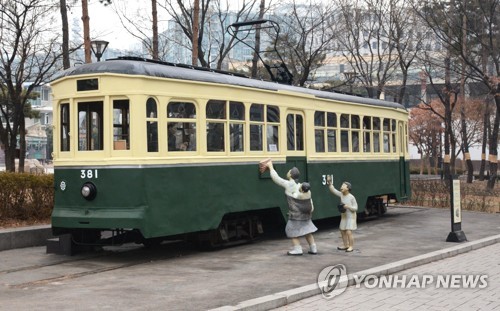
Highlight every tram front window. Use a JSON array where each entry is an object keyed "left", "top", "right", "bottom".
[
  {"left": 60, "top": 103, "right": 70, "bottom": 151},
  {"left": 113, "top": 100, "right": 129, "bottom": 150},
  {"left": 78, "top": 102, "right": 103, "bottom": 151}
]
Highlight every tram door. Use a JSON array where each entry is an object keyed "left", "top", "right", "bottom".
[
  {"left": 286, "top": 111, "right": 307, "bottom": 180},
  {"left": 398, "top": 122, "right": 408, "bottom": 198}
]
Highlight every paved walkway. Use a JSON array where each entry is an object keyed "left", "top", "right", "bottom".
[{"left": 272, "top": 242, "right": 500, "bottom": 311}]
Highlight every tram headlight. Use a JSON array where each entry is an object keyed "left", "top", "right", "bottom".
[{"left": 81, "top": 182, "right": 97, "bottom": 200}]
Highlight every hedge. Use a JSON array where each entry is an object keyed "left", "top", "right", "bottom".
[{"left": 0, "top": 172, "right": 54, "bottom": 221}]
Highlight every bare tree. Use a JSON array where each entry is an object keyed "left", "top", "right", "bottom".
[
  {"left": 335, "top": 0, "right": 401, "bottom": 98},
  {"left": 160, "top": 0, "right": 259, "bottom": 69},
  {"left": 110, "top": 1, "right": 170, "bottom": 60},
  {"left": 409, "top": 102, "right": 443, "bottom": 174},
  {"left": 415, "top": 0, "right": 500, "bottom": 189},
  {"left": 0, "top": 0, "right": 65, "bottom": 172},
  {"left": 388, "top": 0, "right": 423, "bottom": 105},
  {"left": 267, "top": 0, "right": 336, "bottom": 86}
]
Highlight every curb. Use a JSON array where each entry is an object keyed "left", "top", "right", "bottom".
[
  {"left": 211, "top": 234, "right": 500, "bottom": 311},
  {"left": 0, "top": 225, "right": 53, "bottom": 251}
]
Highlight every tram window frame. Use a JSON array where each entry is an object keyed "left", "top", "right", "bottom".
[
  {"left": 113, "top": 100, "right": 130, "bottom": 150},
  {"left": 340, "top": 114, "right": 349, "bottom": 152},
  {"left": 230, "top": 101, "right": 245, "bottom": 152},
  {"left": 167, "top": 101, "right": 197, "bottom": 152},
  {"left": 287, "top": 113, "right": 303, "bottom": 151},
  {"left": 146, "top": 98, "right": 158, "bottom": 152},
  {"left": 351, "top": 115, "right": 360, "bottom": 153},
  {"left": 314, "top": 111, "right": 338, "bottom": 153},
  {"left": 78, "top": 101, "right": 103, "bottom": 151},
  {"left": 250, "top": 104, "right": 264, "bottom": 151},
  {"left": 314, "top": 111, "right": 325, "bottom": 153},
  {"left": 405, "top": 123, "right": 409, "bottom": 153},
  {"left": 383, "top": 118, "right": 391, "bottom": 153},
  {"left": 363, "top": 116, "right": 372, "bottom": 153},
  {"left": 250, "top": 104, "right": 280, "bottom": 152},
  {"left": 391, "top": 119, "right": 397, "bottom": 153},
  {"left": 60, "top": 103, "right": 70, "bottom": 152},
  {"left": 266, "top": 105, "right": 280, "bottom": 152},
  {"left": 373, "top": 117, "right": 381, "bottom": 153},
  {"left": 206, "top": 100, "right": 226, "bottom": 152},
  {"left": 76, "top": 78, "right": 98, "bottom": 91}
]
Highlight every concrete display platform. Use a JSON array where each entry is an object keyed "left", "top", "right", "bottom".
[{"left": 0, "top": 206, "right": 499, "bottom": 310}]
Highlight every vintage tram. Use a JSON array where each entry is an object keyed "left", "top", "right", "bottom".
[{"left": 49, "top": 57, "right": 410, "bottom": 253}]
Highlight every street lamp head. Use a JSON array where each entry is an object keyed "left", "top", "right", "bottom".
[{"left": 90, "top": 40, "right": 109, "bottom": 62}]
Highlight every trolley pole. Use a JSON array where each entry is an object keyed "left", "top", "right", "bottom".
[{"left": 446, "top": 176, "right": 467, "bottom": 242}]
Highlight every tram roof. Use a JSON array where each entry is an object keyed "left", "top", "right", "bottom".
[{"left": 53, "top": 57, "right": 407, "bottom": 111}]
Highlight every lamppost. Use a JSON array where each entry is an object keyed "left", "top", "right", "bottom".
[
  {"left": 90, "top": 40, "right": 109, "bottom": 62},
  {"left": 343, "top": 71, "right": 356, "bottom": 94}
]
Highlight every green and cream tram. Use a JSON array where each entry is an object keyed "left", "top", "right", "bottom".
[{"left": 50, "top": 57, "right": 410, "bottom": 250}]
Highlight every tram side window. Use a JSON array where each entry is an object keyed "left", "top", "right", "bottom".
[
  {"left": 351, "top": 115, "right": 360, "bottom": 152},
  {"left": 383, "top": 119, "right": 390, "bottom": 153},
  {"left": 327, "top": 112, "right": 337, "bottom": 152},
  {"left": 314, "top": 111, "right": 325, "bottom": 152},
  {"left": 60, "top": 103, "right": 70, "bottom": 151},
  {"left": 405, "top": 124, "right": 409, "bottom": 153},
  {"left": 373, "top": 117, "right": 381, "bottom": 153},
  {"left": 266, "top": 105, "right": 280, "bottom": 152},
  {"left": 314, "top": 111, "right": 337, "bottom": 153},
  {"left": 167, "top": 101, "right": 197, "bottom": 151},
  {"left": 230, "top": 101, "right": 245, "bottom": 152},
  {"left": 391, "top": 119, "right": 397, "bottom": 153},
  {"left": 250, "top": 104, "right": 263, "bottom": 151},
  {"left": 78, "top": 102, "right": 103, "bottom": 151},
  {"left": 250, "top": 104, "right": 279, "bottom": 152},
  {"left": 207, "top": 100, "right": 226, "bottom": 152},
  {"left": 113, "top": 100, "right": 129, "bottom": 150},
  {"left": 340, "top": 114, "right": 349, "bottom": 152},
  {"left": 287, "top": 113, "right": 303, "bottom": 151},
  {"left": 146, "top": 98, "right": 158, "bottom": 152},
  {"left": 363, "top": 116, "right": 371, "bottom": 152}
]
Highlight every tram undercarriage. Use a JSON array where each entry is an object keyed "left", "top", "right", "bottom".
[{"left": 46, "top": 211, "right": 271, "bottom": 255}]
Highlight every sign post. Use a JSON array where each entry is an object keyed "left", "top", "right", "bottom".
[{"left": 446, "top": 177, "right": 467, "bottom": 242}]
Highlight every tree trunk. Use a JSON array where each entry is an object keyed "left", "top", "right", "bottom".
[
  {"left": 5, "top": 146, "right": 16, "bottom": 172},
  {"left": 82, "top": 0, "right": 91, "bottom": 63},
  {"left": 486, "top": 96, "right": 499, "bottom": 190},
  {"left": 460, "top": 5, "right": 473, "bottom": 183},
  {"left": 419, "top": 152, "right": 424, "bottom": 175},
  {"left": 478, "top": 104, "right": 489, "bottom": 181},
  {"left": 19, "top": 117, "right": 26, "bottom": 173},
  {"left": 60, "top": 0, "right": 70, "bottom": 69},
  {"left": 152, "top": 0, "right": 158, "bottom": 60},
  {"left": 192, "top": 0, "right": 199, "bottom": 66}
]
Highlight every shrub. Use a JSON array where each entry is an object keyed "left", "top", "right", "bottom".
[
  {"left": 406, "top": 179, "right": 499, "bottom": 213},
  {"left": 0, "top": 172, "right": 54, "bottom": 222}
]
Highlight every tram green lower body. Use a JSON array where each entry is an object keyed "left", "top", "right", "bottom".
[{"left": 51, "top": 158, "right": 410, "bottom": 239}]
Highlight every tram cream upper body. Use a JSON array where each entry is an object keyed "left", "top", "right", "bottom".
[{"left": 51, "top": 69, "right": 409, "bottom": 167}]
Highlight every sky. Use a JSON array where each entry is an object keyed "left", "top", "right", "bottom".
[{"left": 75, "top": 1, "right": 147, "bottom": 50}]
